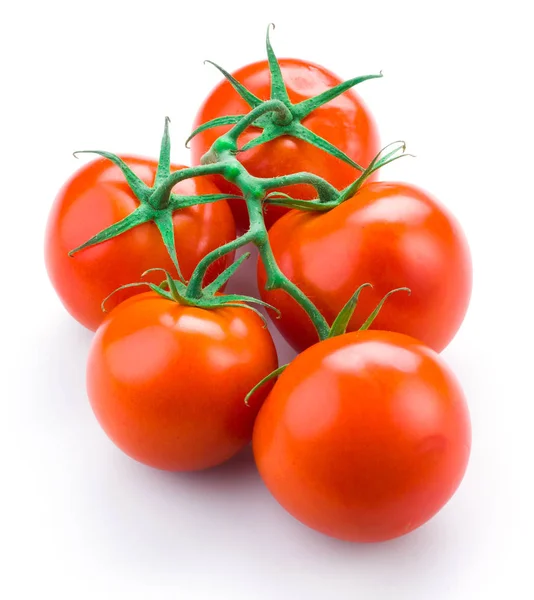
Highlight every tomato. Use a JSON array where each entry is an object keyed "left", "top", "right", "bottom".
[
  {"left": 45, "top": 156, "right": 236, "bottom": 331},
  {"left": 190, "top": 59, "right": 379, "bottom": 229},
  {"left": 253, "top": 330, "right": 471, "bottom": 542},
  {"left": 258, "top": 182, "right": 472, "bottom": 353},
  {"left": 87, "top": 292, "right": 278, "bottom": 471}
]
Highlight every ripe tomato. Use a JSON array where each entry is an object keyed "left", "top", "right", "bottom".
[
  {"left": 190, "top": 59, "right": 379, "bottom": 229},
  {"left": 258, "top": 182, "right": 472, "bottom": 353},
  {"left": 253, "top": 330, "right": 471, "bottom": 542},
  {"left": 87, "top": 292, "right": 278, "bottom": 471},
  {"left": 45, "top": 156, "right": 236, "bottom": 331}
]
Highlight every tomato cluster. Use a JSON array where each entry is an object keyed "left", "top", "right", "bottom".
[{"left": 45, "top": 28, "right": 472, "bottom": 544}]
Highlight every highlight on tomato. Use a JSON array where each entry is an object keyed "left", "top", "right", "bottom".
[
  {"left": 86, "top": 263, "right": 278, "bottom": 472},
  {"left": 253, "top": 328, "right": 471, "bottom": 543},
  {"left": 189, "top": 25, "right": 380, "bottom": 230},
  {"left": 258, "top": 181, "right": 472, "bottom": 353},
  {"left": 45, "top": 120, "right": 237, "bottom": 331}
]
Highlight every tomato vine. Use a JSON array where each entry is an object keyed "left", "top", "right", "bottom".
[{"left": 70, "top": 25, "right": 409, "bottom": 343}]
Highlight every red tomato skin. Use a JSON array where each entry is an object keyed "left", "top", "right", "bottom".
[
  {"left": 45, "top": 156, "right": 236, "bottom": 331},
  {"left": 87, "top": 292, "right": 278, "bottom": 472},
  {"left": 258, "top": 182, "right": 472, "bottom": 353},
  {"left": 253, "top": 330, "right": 471, "bottom": 542},
  {"left": 190, "top": 59, "right": 380, "bottom": 229}
]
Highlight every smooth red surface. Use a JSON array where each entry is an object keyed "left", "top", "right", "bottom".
[
  {"left": 258, "top": 182, "right": 472, "bottom": 353},
  {"left": 87, "top": 292, "right": 278, "bottom": 471},
  {"left": 45, "top": 156, "right": 236, "bottom": 330},
  {"left": 190, "top": 59, "right": 380, "bottom": 229},
  {"left": 253, "top": 330, "right": 471, "bottom": 542}
]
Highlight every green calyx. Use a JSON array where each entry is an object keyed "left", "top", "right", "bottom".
[
  {"left": 329, "top": 283, "right": 411, "bottom": 338},
  {"left": 186, "top": 23, "right": 382, "bottom": 170},
  {"left": 263, "top": 141, "right": 413, "bottom": 212},
  {"left": 244, "top": 284, "right": 411, "bottom": 405},
  {"left": 245, "top": 364, "right": 288, "bottom": 406},
  {"left": 102, "top": 252, "right": 280, "bottom": 326},
  {"left": 337, "top": 141, "right": 415, "bottom": 202},
  {"left": 69, "top": 117, "right": 242, "bottom": 281}
]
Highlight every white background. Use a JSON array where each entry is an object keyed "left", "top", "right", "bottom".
[{"left": 2, "top": 1, "right": 533, "bottom": 598}]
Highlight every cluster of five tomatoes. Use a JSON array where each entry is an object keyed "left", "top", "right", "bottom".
[{"left": 45, "top": 56, "right": 472, "bottom": 543}]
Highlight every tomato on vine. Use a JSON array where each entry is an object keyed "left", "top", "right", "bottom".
[
  {"left": 253, "top": 326, "right": 471, "bottom": 542},
  {"left": 45, "top": 27, "right": 473, "bottom": 549},
  {"left": 87, "top": 261, "right": 278, "bottom": 471},
  {"left": 45, "top": 120, "right": 237, "bottom": 330},
  {"left": 189, "top": 25, "right": 380, "bottom": 229},
  {"left": 258, "top": 181, "right": 472, "bottom": 353}
]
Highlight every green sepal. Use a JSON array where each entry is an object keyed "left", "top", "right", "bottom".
[
  {"left": 101, "top": 281, "right": 174, "bottom": 313},
  {"left": 264, "top": 191, "right": 293, "bottom": 201},
  {"left": 154, "top": 211, "right": 184, "bottom": 282},
  {"left": 260, "top": 172, "right": 339, "bottom": 204},
  {"left": 155, "top": 117, "right": 172, "bottom": 186},
  {"left": 141, "top": 268, "right": 189, "bottom": 303},
  {"left": 292, "top": 73, "right": 383, "bottom": 119},
  {"left": 264, "top": 197, "right": 336, "bottom": 212},
  {"left": 185, "top": 115, "right": 246, "bottom": 148},
  {"left": 240, "top": 128, "right": 279, "bottom": 152},
  {"left": 244, "top": 364, "right": 288, "bottom": 406},
  {"left": 101, "top": 255, "right": 280, "bottom": 330},
  {"left": 262, "top": 141, "right": 413, "bottom": 213},
  {"left": 265, "top": 24, "right": 291, "bottom": 106},
  {"left": 69, "top": 205, "right": 154, "bottom": 256},
  {"left": 359, "top": 287, "right": 411, "bottom": 331},
  {"left": 68, "top": 121, "right": 233, "bottom": 276},
  {"left": 204, "top": 60, "right": 262, "bottom": 108},
  {"left": 73, "top": 150, "right": 151, "bottom": 202},
  {"left": 339, "top": 141, "right": 413, "bottom": 202},
  {"left": 194, "top": 26, "right": 381, "bottom": 169},
  {"left": 203, "top": 252, "right": 251, "bottom": 295},
  {"left": 168, "top": 193, "right": 244, "bottom": 210},
  {"left": 264, "top": 192, "right": 337, "bottom": 212},
  {"left": 201, "top": 254, "right": 282, "bottom": 319},
  {"left": 329, "top": 283, "right": 372, "bottom": 337},
  {"left": 328, "top": 284, "right": 411, "bottom": 338},
  {"left": 287, "top": 122, "right": 365, "bottom": 171}
]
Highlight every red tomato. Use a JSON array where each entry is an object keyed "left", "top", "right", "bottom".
[
  {"left": 87, "top": 292, "right": 278, "bottom": 471},
  {"left": 190, "top": 59, "right": 379, "bottom": 229},
  {"left": 258, "top": 182, "right": 472, "bottom": 353},
  {"left": 253, "top": 330, "right": 471, "bottom": 542},
  {"left": 45, "top": 156, "right": 236, "bottom": 331}
]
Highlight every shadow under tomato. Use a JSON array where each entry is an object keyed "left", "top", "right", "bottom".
[
  {"left": 38, "top": 261, "right": 478, "bottom": 594},
  {"left": 86, "top": 438, "right": 475, "bottom": 594},
  {"left": 176, "top": 443, "right": 259, "bottom": 484},
  {"left": 26, "top": 311, "right": 94, "bottom": 424}
]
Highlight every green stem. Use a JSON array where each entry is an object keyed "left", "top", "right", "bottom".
[
  {"left": 199, "top": 99, "right": 294, "bottom": 166},
  {"left": 156, "top": 163, "right": 229, "bottom": 200},
  {"left": 243, "top": 178, "right": 330, "bottom": 336},
  {"left": 69, "top": 30, "right": 408, "bottom": 349},
  {"left": 184, "top": 150, "right": 330, "bottom": 338},
  {"left": 258, "top": 172, "right": 339, "bottom": 203},
  {"left": 257, "top": 238, "right": 330, "bottom": 339},
  {"left": 227, "top": 99, "right": 292, "bottom": 141},
  {"left": 101, "top": 92, "right": 401, "bottom": 345},
  {"left": 185, "top": 230, "right": 257, "bottom": 299}
]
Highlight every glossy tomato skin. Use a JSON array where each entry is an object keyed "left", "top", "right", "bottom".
[
  {"left": 190, "top": 59, "right": 380, "bottom": 229},
  {"left": 45, "top": 156, "right": 236, "bottom": 331},
  {"left": 258, "top": 182, "right": 472, "bottom": 353},
  {"left": 87, "top": 292, "right": 278, "bottom": 471},
  {"left": 253, "top": 330, "right": 471, "bottom": 542}
]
